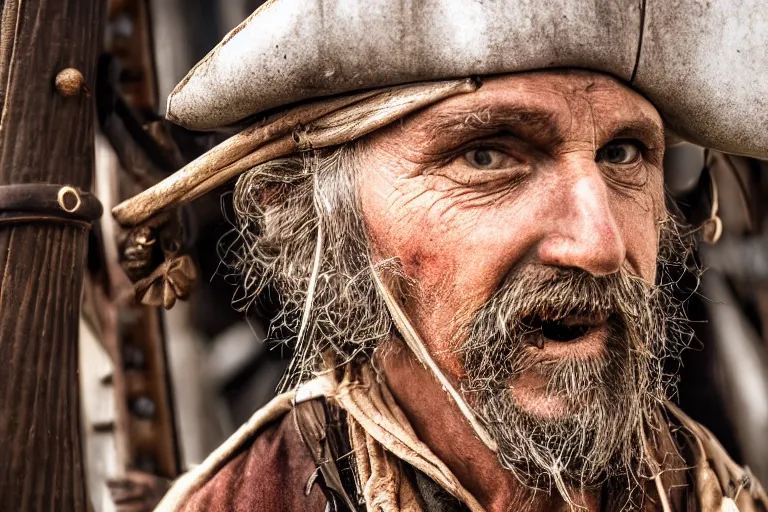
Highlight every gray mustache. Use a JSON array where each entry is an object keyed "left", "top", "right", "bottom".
[{"left": 472, "top": 266, "right": 649, "bottom": 338}]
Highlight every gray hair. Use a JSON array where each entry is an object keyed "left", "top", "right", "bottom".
[
  {"left": 224, "top": 145, "right": 392, "bottom": 389},
  {"left": 222, "top": 139, "right": 704, "bottom": 509}
]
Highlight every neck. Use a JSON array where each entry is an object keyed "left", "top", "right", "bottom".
[{"left": 374, "top": 337, "right": 602, "bottom": 512}]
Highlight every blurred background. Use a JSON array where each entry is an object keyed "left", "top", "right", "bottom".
[{"left": 79, "top": 1, "right": 768, "bottom": 510}]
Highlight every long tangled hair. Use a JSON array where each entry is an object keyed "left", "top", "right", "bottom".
[
  {"left": 221, "top": 145, "right": 392, "bottom": 390},
  {"left": 222, "top": 143, "right": 698, "bottom": 387},
  {"left": 222, "top": 142, "right": 702, "bottom": 506}
]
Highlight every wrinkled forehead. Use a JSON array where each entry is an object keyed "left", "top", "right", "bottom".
[{"left": 396, "top": 70, "right": 665, "bottom": 148}]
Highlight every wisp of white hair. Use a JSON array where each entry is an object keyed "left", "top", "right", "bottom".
[{"left": 221, "top": 145, "right": 392, "bottom": 390}]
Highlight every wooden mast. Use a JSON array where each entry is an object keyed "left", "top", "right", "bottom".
[{"left": 0, "top": 0, "right": 106, "bottom": 510}]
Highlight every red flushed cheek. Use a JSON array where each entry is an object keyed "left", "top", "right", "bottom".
[
  {"left": 399, "top": 235, "right": 446, "bottom": 280},
  {"left": 405, "top": 252, "right": 422, "bottom": 273},
  {"left": 363, "top": 202, "right": 447, "bottom": 283},
  {"left": 376, "top": 229, "right": 459, "bottom": 302}
]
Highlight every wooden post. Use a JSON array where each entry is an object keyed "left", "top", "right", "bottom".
[{"left": 0, "top": 0, "right": 106, "bottom": 510}]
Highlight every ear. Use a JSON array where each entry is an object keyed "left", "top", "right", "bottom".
[
  {"left": 233, "top": 170, "right": 294, "bottom": 216},
  {"left": 258, "top": 184, "right": 283, "bottom": 209}
]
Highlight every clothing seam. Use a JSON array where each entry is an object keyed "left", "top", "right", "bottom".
[{"left": 630, "top": 0, "right": 648, "bottom": 83}]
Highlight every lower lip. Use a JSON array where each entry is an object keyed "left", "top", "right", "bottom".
[{"left": 508, "top": 324, "right": 609, "bottom": 418}]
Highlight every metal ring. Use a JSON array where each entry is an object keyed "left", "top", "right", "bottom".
[
  {"left": 0, "top": 183, "right": 102, "bottom": 227},
  {"left": 57, "top": 186, "right": 82, "bottom": 213}
]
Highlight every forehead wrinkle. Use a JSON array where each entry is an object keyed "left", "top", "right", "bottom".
[
  {"left": 580, "top": 86, "right": 665, "bottom": 149},
  {"left": 588, "top": 98, "right": 598, "bottom": 151}
]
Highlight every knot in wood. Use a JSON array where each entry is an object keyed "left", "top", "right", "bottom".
[{"left": 55, "top": 68, "right": 85, "bottom": 97}]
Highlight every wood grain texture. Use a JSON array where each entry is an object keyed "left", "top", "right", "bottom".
[{"left": 0, "top": 0, "right": 106, "bottom": 510}]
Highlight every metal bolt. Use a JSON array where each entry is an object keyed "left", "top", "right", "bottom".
[
  {"left": 130, "top": 396, "right": 156, "bottom": 419},
  {"left": 55, "top": 68, "right": 86, "bottom": 97}
]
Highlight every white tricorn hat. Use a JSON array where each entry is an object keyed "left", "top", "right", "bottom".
[
  {"left": 169, "top": 0, "right": 768, "bottom": 156},
  {"left": 111, "top": 0, "right": 768, "bottom": 453},
  {"left": 114, "top": 0, "right": 768, "bottom": 226}
]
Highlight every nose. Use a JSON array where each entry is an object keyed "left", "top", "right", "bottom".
[{"left": 536, "top": 166, "right": 626, "bottom": 276}]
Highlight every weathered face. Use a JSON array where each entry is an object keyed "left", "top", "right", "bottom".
[
  {"left": 360, "top": 70, "right": 665, "bottom": 387},
  {"left": 357, "top": 70, "right": 672, "bottom": 484}
]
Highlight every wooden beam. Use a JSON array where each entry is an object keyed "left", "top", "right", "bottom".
[{"left": 0, "top": 0, "right": 106, "bottom": 510}]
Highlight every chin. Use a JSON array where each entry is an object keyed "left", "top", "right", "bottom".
[
  {"left": 507, "top": 383, "right": 574, "bottom": 421},
  {"left": 505, "top": 327, "right": 613, "bottom": 420}
]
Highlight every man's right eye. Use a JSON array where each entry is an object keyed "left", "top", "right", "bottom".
[{"left": 463, "top": 148, "right": 517, "bottom": 170}]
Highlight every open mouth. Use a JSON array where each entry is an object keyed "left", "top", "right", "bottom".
[{"left": 523, "top": 310, "right": 610, "bottom": 348}]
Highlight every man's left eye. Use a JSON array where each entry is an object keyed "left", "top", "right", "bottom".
[{"left": 597, "top": 141, "right": 643, "bottom": 165}]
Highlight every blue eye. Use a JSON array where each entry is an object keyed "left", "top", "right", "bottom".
[{"left": 598, "top": 141, "right": 642, "bottom": 164}]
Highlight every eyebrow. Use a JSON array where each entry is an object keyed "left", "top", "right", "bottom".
[
  {"left": 419, "top": 104, "right": 665, "bottom": 151},
  {"left": 606, "top": 118, "right": 666, "bottom": 150},
  {"left": 421, "top": 105, "right": 563, "bottom": 144}
]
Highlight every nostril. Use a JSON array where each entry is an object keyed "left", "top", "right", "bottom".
[
  {"left": 537, "top": 175, "right": 626, "bottom": 275},
  {"left": 537, "top": 229, "right": 625, "bottom": 277}
]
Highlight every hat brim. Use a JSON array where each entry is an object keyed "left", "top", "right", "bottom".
[{"left": 166, "top": 0, "right": 768, "bottom": 159}]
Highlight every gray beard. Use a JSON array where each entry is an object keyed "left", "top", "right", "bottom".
[
  {"left": 229, "top": 150, "right": 695, "bottom": 500},
  {"left": 459, "top": 263, "right": 685, "bottom": 499}
]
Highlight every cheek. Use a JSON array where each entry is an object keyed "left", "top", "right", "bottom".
[
  {"left": 358, "top": 165, "right": 536, "bottom": 378},
  {"left": 360, "top": 175, "right": 528, "bottom": 301},
  {"left": 610, "top": 187, "right": 663, "bottom": 282},
  {"left": 359, "top": 171, "right": 463, "bottom": 304}
]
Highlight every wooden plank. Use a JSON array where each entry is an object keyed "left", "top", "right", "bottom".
[{"left": 0, "top": 0, "right": 106, "bottom": 510}]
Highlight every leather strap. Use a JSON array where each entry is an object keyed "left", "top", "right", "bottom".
[
  {"left": 293, "top": 399, "right": 361, "bottom": 512},
  {"left": 0, "top": 184, "right": 103, "bottom": 228}
]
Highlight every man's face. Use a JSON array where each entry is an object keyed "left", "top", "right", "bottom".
[{"left": 357, "top": 71, "right": 671, "bottom": 483}]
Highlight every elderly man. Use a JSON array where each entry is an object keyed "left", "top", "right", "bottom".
[{"left": 113, "top": 1, "right": 768, "bottom": 511}]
